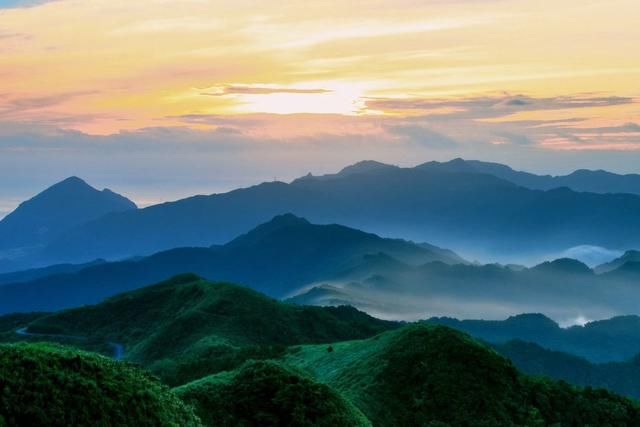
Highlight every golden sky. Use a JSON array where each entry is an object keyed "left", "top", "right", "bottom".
[
  {"left": 0, "top": 0, "right": 640, "bottom": 210},
  {"left": 0, "top": 0, "right": 638, "bottom": 138}
]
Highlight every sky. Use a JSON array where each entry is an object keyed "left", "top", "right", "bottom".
[{"left": 0, "top": 0, "right": 639, "bottom": 215}]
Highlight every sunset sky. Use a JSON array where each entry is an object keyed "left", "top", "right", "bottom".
[{"left": 1, "top": 0, "right": 639, "bottom": 214}]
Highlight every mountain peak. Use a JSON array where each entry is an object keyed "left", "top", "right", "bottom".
[
  {"left": 416, "top": 158, "right": 476, "bottom": 173},
  {"left": 532, "top": 258, "right": 592, "bottom": 275},
  {"left": 504, "top": 313, "right": 559, "bottom": 329},
  {"left": 58, "top": 176, "right": 88, "bottom": 185},
  {"left": 266, "top": 213, "right": 310, "bottom": 227},
  {"left": 224, "top": 213, "right": 311, "bottom": 249},
  {"left": 595, "top": 249, "right": 640, "bottom": 274},
  {"left": 47, "top": 176, "right": 93, "bottom": 193},
  {"left": 0, "top": 177, "right": 137, "bottom": 253},
  {"left": 448, "top": 157, "right": 468, "bottom": 165},
  {"left": 442, "top": 158, "right": 477, "bottom": 171},
  {"left": 337, "top": 160, "right": 396, "bottom": 176}
]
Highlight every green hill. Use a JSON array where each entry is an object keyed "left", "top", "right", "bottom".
[
  {"left": 26, "top": 274, "right": 397, "bottom": 385},
  {"left": 0, "top": 342, "right": 200, "bottom": 427},
  {"left": 284, "top": 324, "right": 640, "bottom": 426},
  {"left": 176, "top": 360, "right": 370, "bottom": 427},
  {"left": 10, "top": 275, "right": 640, "bottom": 426}
]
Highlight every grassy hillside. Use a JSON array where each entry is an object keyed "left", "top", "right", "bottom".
[
  {"left": 8, "top": 274, "right": 640, "bottom": 425},
  {"left": 0, "top": 342, "right": 200, "bottom": 426},
  {"left": 176, "top": 361, "right": 371, "bottom": 427},
  {"left": 27, "top": 274, "right": 397, "bottom": 385},
  {"left": 284, "top": 324, "right": 640, "bottom": 426}
]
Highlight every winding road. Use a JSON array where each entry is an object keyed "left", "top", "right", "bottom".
[{"left": 15, "top": 327, "right": 125, "bottom": 360}]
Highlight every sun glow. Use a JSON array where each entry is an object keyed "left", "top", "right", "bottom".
[
  {"left": 0, "top": 0, "right": 637, "bottom": 143},
  {"left": 224, "top": 83, "right": 368, "bottom": 115}
]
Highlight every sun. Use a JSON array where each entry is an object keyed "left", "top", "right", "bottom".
[{"left": 227, "top": 82, "right": 369, "bottom": 115}]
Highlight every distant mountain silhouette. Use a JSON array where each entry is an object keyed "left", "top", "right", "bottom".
[
  {"left": 293, "top": 160, "right": 399, "bottom": 182},
  {"left": 0, "top": 177, "right": 136, "bottom": 267},
  {"left": 32, "top": 161, "right": 640, "bottom": 265},
  {"left": 0, "top": 215, "right": 461, "bottom": 313},
  {"left": 418, "top": 158, "right": 640, "bottom": 194},
  {"left": 289, "top": 256, "right": 640, "bottom": 322},
  {"left": 530, "top": 258, "right": 593, "bottom": 275},
  {"left": 426, "top": 314, "right": 640, "bottom": 363},
  {"left": 601, "top": 261, "right": 640, "bottom": 281},
  {"left": 492, "top": 339, "right": 640, "bottom": 400},
  {"left": 0, "top": 259, "right": 106, "bottom": 286},
  {"left": 426, "top": 313, "right": 640, "bottom": 363},
  {"left": 595, "top": 250, "right": 640, "bottom": 273}
]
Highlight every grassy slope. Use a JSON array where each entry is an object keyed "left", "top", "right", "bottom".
[
  {"left": 0, "top": 342, "right": 200, "bottom": 427},
  {"left": 176, "top": 360, "right": 371, "bottom": 427},
  {"left": 8, "top": 275, "right": 640, "bottom": 426},
  {"left": 284, "top": 324, "right": 640, "bottom": 427},
  {"left": 27, "top": 274, "right": 397, "bottom": 385}
]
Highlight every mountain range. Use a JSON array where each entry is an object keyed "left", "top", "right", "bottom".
[
  {"left": 418, "top": 158, "right": 640, "bottom": 194},
  {"left": 425, "top": 313, "right": 640, "bottom": 363},
  {"left": 2, "top": 213, "right": 640, "bottom": 322},
  {"left": 421, "top": 312, "right": 640, "bottom": 400},
  {"left": 3, "top": 159, "right": 640, "bottom": 268},
  {"left": 289, "top": 251, "right": 640, "bottom": 322},
  {"left": 595, "top": 249, "right": 640, "bottom": 273},
  {"left": 0, "top": 214, "right": 461, "bottom": 314},
  {"left": 3, "top": 158, "right": 640, "bottom": 424},
  {"left": 493, "top": 339, "right": 640, "bottom": 400}
]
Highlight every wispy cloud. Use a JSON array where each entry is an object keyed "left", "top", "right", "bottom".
[
  {"left": 0, "top": 0, "right": 637, "bottom": 174},
  {"left": 202, "top": 85, "right": 331, "bottom": 96},
  {"left": 0, "top": 91, "right": 96, "bottom": 113},
  {"left": 365, "top": 94, "right": 635, "bottom": 118},
  {"left": 385, "top": 124, "right": 459, "bottom": 149}
]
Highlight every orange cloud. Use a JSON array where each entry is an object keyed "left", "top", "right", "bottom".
[{"left": 0, "top": 0, "right": 637, "bottom": 150}]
